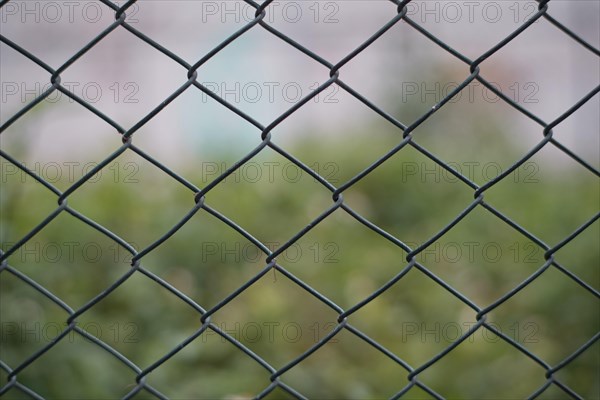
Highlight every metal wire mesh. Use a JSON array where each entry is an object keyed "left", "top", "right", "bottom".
[{"left": 1, "top": 0, "right": 599, "bottom": 398}]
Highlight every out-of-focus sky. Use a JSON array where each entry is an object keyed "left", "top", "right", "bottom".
[{"left": 1, "top": 1, "right": 598, "bottom": 167}]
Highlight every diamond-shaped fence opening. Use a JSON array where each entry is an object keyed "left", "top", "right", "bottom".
[{"left": 1, "top": 0, "right": 599, "bottom": 398}]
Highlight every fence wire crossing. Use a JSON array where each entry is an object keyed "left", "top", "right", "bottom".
[{"left": 1, "top": 0, "right": 599, "bottom": 398}]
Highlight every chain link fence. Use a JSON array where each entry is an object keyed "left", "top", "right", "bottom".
[{"left": 1, "top": 0, "right": 599, "bottom": 398}]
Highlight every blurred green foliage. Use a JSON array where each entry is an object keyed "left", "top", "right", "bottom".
[{"left": 1, "top": 97, "right": 599, "bottom": 399}]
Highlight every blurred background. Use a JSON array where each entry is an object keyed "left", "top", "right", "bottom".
[{"left": 1, "top": 0, "right": 599, "bottom": 398}]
